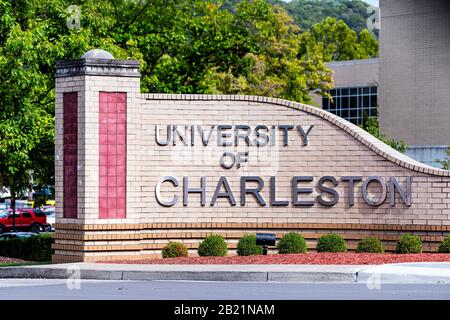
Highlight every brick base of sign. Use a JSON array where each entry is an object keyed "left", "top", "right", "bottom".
[{"left": 52, "top": 222, "right": 450, "bottom": 262}]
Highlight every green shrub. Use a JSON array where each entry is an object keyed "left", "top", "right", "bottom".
[
  {"left": 395, "top": 234, "right": 423, "bottom": 254},
  {"left": 237, "top": 234, "right": 263, "bottom": 256},
  {"left": 28, "top": 233, "right": 53, "bottom": 261},
  {"left": 316, "top": 234, "right": 347, "bottom": 252},
  {"left": 0, "top": 238, "right": 27, "bottom": 258},
  {"left": 438, "top": 236, "right": 450, "bottom": 253},
  {"left": 198, "top": 234, "right": 228, "bottom": 257},
  {"left": 0, "top": 233, "right": 53, "bottom": 262},
  {"left": 277, "top": 232, "right": 307, "bottom": 254},
  {"left": 162, "top": 241, "right": 189, "bottom": 258},
  {"left": 356, "top": 237, "right": 384, "bottom": 253}
]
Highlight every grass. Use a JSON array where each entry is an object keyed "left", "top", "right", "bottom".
[{"left": 0, "top": 261, "right": 50, "bottom": 268}]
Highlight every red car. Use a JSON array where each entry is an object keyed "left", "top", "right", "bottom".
[{"left": 0, "top": 209, "right": 49, "bottom": 233}]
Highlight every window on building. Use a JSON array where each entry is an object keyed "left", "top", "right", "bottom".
[{"left": 322, "top": 86, "right": 378, "bottom": 125}]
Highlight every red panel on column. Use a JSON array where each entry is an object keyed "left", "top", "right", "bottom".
[
  {"left": 99, "top": 92, "right": 127, "bottom": 219},
  {"left": 63, "top": 92, "right": 78, "bottom": 219}
]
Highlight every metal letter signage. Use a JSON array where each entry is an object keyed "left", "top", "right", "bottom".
[{"left": 153, "top": 124, "right": 414, "bottom": 208}]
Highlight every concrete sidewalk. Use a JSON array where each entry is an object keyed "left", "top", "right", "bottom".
[
  {"left": 357, "top": 262, "right": 450, "bottom": 284},
  {"left": 1, "top": 262, "right": 449, "bottom": 283}
]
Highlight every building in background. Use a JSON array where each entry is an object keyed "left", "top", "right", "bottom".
[
  {"left": 379, "top": 0, "right": 450, "bottom": 166},
  {"left": 318, "top": 59, "right": 379, "bottom": 127},
  {"left": 313, "top": 0, "right": 450, "bottom": 167}
]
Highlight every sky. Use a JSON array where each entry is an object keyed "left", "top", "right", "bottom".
[{"left": 364, "top": 0, "right": 379, "bottom": 6}]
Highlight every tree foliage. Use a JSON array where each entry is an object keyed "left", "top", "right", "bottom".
[
  {"left": 100, "top": 0, "right": 333, "bottom": 103},
  {"left": 299, "top": 17, "right": 378, "bottom": 62},
  {"left": 210, "top": 0, "right": 333, "bottom": 103},
  {"left": 0, "top": 0, "right": 138, "bottom": 208}
]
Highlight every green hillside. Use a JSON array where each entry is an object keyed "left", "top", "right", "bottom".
[{"left": 221, "top": 0, "right": 374, "bottom": 33}]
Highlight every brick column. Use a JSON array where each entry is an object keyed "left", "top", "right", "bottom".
[{"left": 53, "top": 50, "right": 140, "bottom": 262}]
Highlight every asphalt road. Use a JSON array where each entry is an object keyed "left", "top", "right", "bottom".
[{"left": 0, "top": 279, "right": 449, "bottom": 300}]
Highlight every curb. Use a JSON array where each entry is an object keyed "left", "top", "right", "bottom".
[
  {"left": 0, "top": 266, "right": 358, "bottom": 283},
  {"left": 3, "top": 263, "right": 449, "bottom": 283}
]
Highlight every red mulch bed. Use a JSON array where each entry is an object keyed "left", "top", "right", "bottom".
[
  {"left": 100, "top": 253, "right": 450, "bottom": 265},
  {"left": 0, "top": 256, "right": 26, "bottom": 263}
]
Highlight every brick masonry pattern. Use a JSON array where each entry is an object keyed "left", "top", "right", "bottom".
[
  {"left": 379, "top": 0, "right": 450, "bottom": 145},
  {"left": 98, "top": 92, "right": 127, "bottom": 219},
  {"left": 63, "top": 92, "right": 78, "bottom": 219}
]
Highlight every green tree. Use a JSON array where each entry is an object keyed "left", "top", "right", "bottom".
[
  {"left": 106, "top": 0, "right": 333, "bottom": 102},
  {"left": 211, "top": 0, "right": 333, "bottom": 104},
  {"left": 358, "top": 29, "right": 379, "bottom": 59},
  {"left": 109, "top": 0, "right": 233, "bottom": 93},
  {"left": 300, "top": 17, "right": 378, "bottom": 62},
  {"left": 0, "top": 0, "right": 139, "bottom": 222}
]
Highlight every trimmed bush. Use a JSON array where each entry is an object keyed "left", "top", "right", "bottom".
[
  {"left": 395, "top": 234, "right": 423, "bottom": 254},
  {"left": 0, "top": 233, "right": 53, "bottom": 262},
  {"left": 237, "top": 235, "right": 263, "bottom": 256},
  {"left": 28, "top": 233, "right": 53, "bottom": 261},
  {"left": 0, "top": 238, "right": 28, "bottom": 259},
  {"left": 198, "top": 234, "right": 228, "bottom": 257},
  {"left": 316, "top": 234, "right": 347, "bottom": 252},
  {"left": 438, "top": 236, "right": 450, "bottom": 253},
  {"left": 162, "top": 241, "right": 188, "bottom": 258},
  {"left": 356, "top": 237, "right": 384, "bottom": 253},
  {"left": 277, "top": 232, "right": 307, "bottom": 254}
]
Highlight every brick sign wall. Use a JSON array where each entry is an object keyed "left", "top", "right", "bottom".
[{"left": 53, "top": 57, "right": 450, "bottom": 262}]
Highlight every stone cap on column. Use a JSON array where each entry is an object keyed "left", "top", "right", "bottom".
[{"left": 55, "top": 49, "right": 140, "bottom": 78}]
